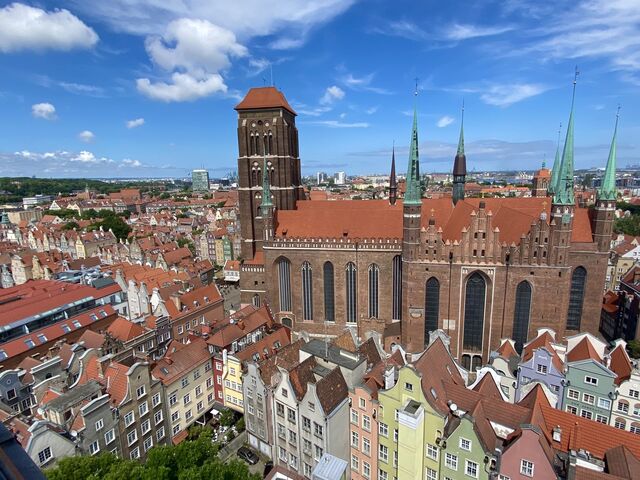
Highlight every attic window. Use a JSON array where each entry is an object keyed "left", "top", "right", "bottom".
[
  {"left": 37, "top": 334, "right": 47, "bottom": 343},
  {"left": 90, "top": 314, "right": 98, "bottom": 321},
  {"left": 72, "top": 320, "right": 81, "bottom": 328},
  {"left": 430, "top": 387, "right": 437, "bottom": 399},
  {"left": 274, "top": 341, "right": 281, "bottom": 349},
  {"left": 24, "top": 339, "right": 35, "bottom": 348},
  {"left": 0, "top": 350, "right": 6, "bottom": 360},
  {"left": 99, "top": 310, "right": 107, "bottom": 317},
  {"left": 62, "top": 324, "right": 71, "bottom": 333},
  {"left": 404, "top": 382, "right": 413, "bottom": 392}
]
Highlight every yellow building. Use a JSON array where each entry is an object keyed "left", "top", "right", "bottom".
[{"left": 222, "top": 351, "right": 244, "bottom": 413}]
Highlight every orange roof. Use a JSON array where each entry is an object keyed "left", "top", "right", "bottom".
[
  {"left": 152, "top": 336, "right": 210, "bottom": 385},
  {"left": 535, "top": 168, "right": 551, "bottom": 178},
  {"left": 609, "top": 344, "right": 633, "bottom": 385},
  {"left": 107, "top": 317, "right": 147, "bottom": 342},
  {"left": 522, "top": 331, "right": 564, "bottom": 372},
  {"left": 41, "top": 388, "right": 61, "bottom": 405},
  {"left": 235, "top": 86, "right": 296, "bottom": 115},
  {"left": 496, "top": 339, "right": 518, "bottom": 359},
  {"left": 539, "top": 404, "right": 640, "bottom": 459},
  {"left": 566, "top": 337, "right": 602, "bottom": 363},
  {"left": 105, "top": 361, "right": 130, "bottom": 405}
]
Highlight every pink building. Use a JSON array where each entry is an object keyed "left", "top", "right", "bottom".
[{"left": 499, "top": 426, "right": 556, "bottom": 479}]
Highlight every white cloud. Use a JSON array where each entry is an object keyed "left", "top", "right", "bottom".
[
  {"left": 0, "top": 3, "right": 98, "bottom": 53},
  {"left": 31, "top": 102, "right": 56, "bottom": 120},
  {"left": 122, "top": 158, "right": 142, "bottom": 167},
  {"left": 365, "top": 106, "right": 379, "bottom": 115},
  {"left": 445, "top": 23, "right": 513, "bottom": 41},
  {"left": 137, "top": 72, "right": 227, "bottom": 102},
  {"left": 59, "top": 82, "right": 105, "bottom": 97},
  {"left": 78, "top": 130, "right": 95, "bottom": 143},
  {"left": 437, "top": 116, "right": 455, "bottom": 128},
  {"left": 479, "top": 83, "right": 549, "bottom": 107},
  {"left": 306, "top": 120, "right": 369, "bottom": 128},
  {"left": 340, "top": 72, "right": 393, "bottom": 95},
  {"left": 320, "top": 85, "right": 345, "bottom": 105},
  {"left": 137, "top": 18, "right": 246, "bottom": 102},
  {"left": 126, "top": 118, "right": 145, "bottom": 129}
]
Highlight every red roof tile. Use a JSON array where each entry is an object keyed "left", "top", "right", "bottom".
[
  {"left": 567, "top": 337, "right": 602, "bottom": 363},
  {"left": 609, "top": 344, "right": 633, "bottom": 385},
  {"left": 106, "top": 317, "right": 147, "bottom": 342},
  {"left": 235, "top": 86, "right": 296, "bottom": 115}
]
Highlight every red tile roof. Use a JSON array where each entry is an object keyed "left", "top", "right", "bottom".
[
  {"left": 522, "top": 331, "right": 564, "bottom": 372},
  {"left": 106, "top": 317, "right": 147, "bottom": 342},
  {"left": 609, "top": 343, "right": 633, "bottom": 385},
  {"left": 566, "top": 337, "right": 602, "bottom": 363},
  {"left": 105, "top": 361, "right": 130, "bottom": 405},
  {"left": 495, "top": 338, "right": 518, "bottom": 359},
  {"left": 235, "top": 86, "right": 296, "bottom": 115},
  {"left": 152, "top": 336, "right": 211, "bottom": 385}
]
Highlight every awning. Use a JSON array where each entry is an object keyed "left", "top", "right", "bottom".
[{"left": 210, "top": 408, "right": 220, "bottom": 416}]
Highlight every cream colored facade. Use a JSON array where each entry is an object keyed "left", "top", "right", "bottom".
[{"left": 222, "top": 353, "right": 244, "bottom": 413}]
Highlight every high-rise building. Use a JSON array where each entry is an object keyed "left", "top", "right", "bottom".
[
  {"left": 316, "top": 172, "right": 327, "bottom": 184},
  {"left": 192, "top": 169, "right": 210, "bottom": 192},
  {"left": 335, "top": 171, "right": 346, "bottom": 185}
]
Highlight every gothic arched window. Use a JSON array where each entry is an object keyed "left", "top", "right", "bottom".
[
  {"left": 252, "top": 294, "right": 260, "bottom": 308},
  {"left": 567, "top": 266, "right": 586, "bottom": 330},
  {"left": 463, "top": 272, "right": 486, "bottom": 352},
  {"left": 323, "top": 262, "right": 335, "bottom": 322},
  {"left": 392, "top": 255, "right": 402, "bottom": 320},
  {"left": 424, "top": 277, "right": 440, "bottom": 346},
  {"left": 368, "top": 264, "right": 379, "bottom": 319},
  {"left": 301, "top": 261, "right": 313, "bottom": 320},
  {"left": 268, "top": 131, "right": 273, "bottom": 155},
  {"left": 346, "top": 262, "right": 357, "bottom": 323},
  {"left": 512, "top": 281, "right": 532, "bottom": 353},
  {"left": 278, "top": 257, "right": 291, "bottom": 312}
]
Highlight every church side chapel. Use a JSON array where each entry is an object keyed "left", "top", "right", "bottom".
[{"left": 237, "top": 78, "right": 617, "bottom": 369}]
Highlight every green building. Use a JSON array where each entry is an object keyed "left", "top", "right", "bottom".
[{"left": 192, "top": 169, "right": 210, "bottom": 192}]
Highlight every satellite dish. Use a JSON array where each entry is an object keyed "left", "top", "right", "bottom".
[
  {"left": 70, "top": 430, "right": 78, "bottom": 438},
  {"left": 449, "top": 403, "right": 458, "bottom": 412}
]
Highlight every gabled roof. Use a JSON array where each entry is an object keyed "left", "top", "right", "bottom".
[
  {"left": 106, "top": 317, "right": 147, "bottom": 342},
  {"left": 289, "top": 356, "right": 317, "bottom": 401},
  {"left": 522, "top": 331, "right": 564, "bottom": 372},
  {"left": 495, "top": 338, "right": 518, "bottom": 359},
  {"left": 609, "top": 343, "right": 633, "bottom": 386},
  {"left": 471, "top": 372, "right": 504, "bottom": 399},
  {"left": 567, "top": 337, "right": 602, "bottom": 363},
  {"left": 315, "top": 367, "right": 348, "bottom": 415},
  {"left": 152, "top": 336, "right": 210, "bottom": 385},
  {"left": 605, "top": 445, "right": 640, "bottom": 479}
]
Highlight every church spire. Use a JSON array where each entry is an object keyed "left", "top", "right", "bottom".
[
  {"left": 553, "top": 68, "right": 579, "bottom": 206},
  {"left": 389, "top": 142, "right": 397, "bottom": 205},
  {"left": 452, "top": 100, "right": 467, "bottom": 205},
  {"left": 404, "top": 86, "right": 422, "bottom": 206},
  {"left": 598, "top": 107, "right": 620, "bottom": 202},
  {"left": 549, "top": 123, "right": 562, "bottom": 196}
]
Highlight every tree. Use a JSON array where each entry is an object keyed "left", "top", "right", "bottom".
[
  {"left": 219, "top": 408, "right": 236, "bottom": 427},
  {"left": 90, "top": 216, "right": 131, "bottom": 241},
  {"left": 628, "top": 340, "right": 640, "bottom": 359},
  {"left": 81, "top": 209, "right": 99, "bottom": 220},
  {"left": 63, "top": 221, "right": 79, "bottom": 230},
  {"left": 46, "top": 430, "right": 259, "bottom": 480}
]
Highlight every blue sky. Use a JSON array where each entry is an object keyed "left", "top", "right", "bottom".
[{"left": 0, "top": 0, "right": 638, "bottom": 178}]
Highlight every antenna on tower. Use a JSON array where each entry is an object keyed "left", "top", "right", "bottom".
[{"left": 270, "top": 63, "right": 274, "bottom": 87}]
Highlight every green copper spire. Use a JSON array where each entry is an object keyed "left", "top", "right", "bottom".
[
  {"left": 404, "top": 87, "right": 422, "bottom": 206},
  {"left": 598, "top": 107, "right": 620, "bottom": 201},
  {"left": 260, "top": 152, "right": 273, "bottom": 211},
  {"left": 548, "top": 124, "right": 562, "bottom": 196},
  {"left": 553, "top": 69, "right": 578, "bottom": 206}
]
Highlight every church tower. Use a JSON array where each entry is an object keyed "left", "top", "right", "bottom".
[
  {"left": 593, "top": 108, "right": 619, "bottom": 252},
  {"left": 532, "top": 161, "right": 551, "bottom": 197},
  {"left": 548, "top": 124, "right": 562, "bottom": 197},
  {"left": 452, "top": 105, "right": 466, "bottom": 205},
  {"left": 235, "top": 87, "right": 303, "bottom": 260},
  {"left": 389, "top": 144, "right": 397, "bottom": 205},
  {"left": 260, "top": 152, "right": 275, "bottom": 244},
  {"left": 402, "top": 100, "right": 422, "bottom": 262},
  {"left": 549, "top": 72, "right": 578, "bottom": 266}
]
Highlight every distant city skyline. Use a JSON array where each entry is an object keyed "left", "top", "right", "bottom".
[{"left": 0, "top": 1, "right": 638, "bottom": 178}]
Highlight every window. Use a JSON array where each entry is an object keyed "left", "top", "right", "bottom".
[
  {"left": 183, "top": 393, "right": 191, "bottom": 406},
  {"left": 426, "top": 443, "right": 438, "bottom": 460},
  {"left": 583, "top": 393, "right": 595, "bottom": 405},
  {"left": 105, "top": 429, "right": 115, "bottom": 444},
  {"left": 459, "top": 438, "right": 471, "bottom": 451},
  {"left": 618, "top": 401, "right": 629, "bottom": 413},
  {"left": 465, "top": 460, "right": 479, "bottom": 478},
  {"left": 585, "top": 376, "right": 598, "bottom": 386},
  {"left": 185, "top": 410, "right": 192, "bottom": 421},
  {"left": 346, "top": 262, "right": 357, "bottom": 323},
  {"left": 169, "top": 391, "right": 177, "bottom": 406},
  {"left": 177, "top": 325, "right": 184, "bottom": 334},
  {"left": 278, "top": 257, "right": 292, "bottom": 311},
  {"left": 630, "top": 423, "right": 640, "bottom": 434},
  {"left": 363, "top": 461, "right": 371, "bottom": 479},
  {"left": 124, "top": 411, "right": 135, "bottom": 427},
  {"left": 614, "top": 418, "right": 626, "bottom": 429},
  {"left": 512, "top": 281, "right": 532, "bottom": 353},
  {"left": 171, "top": 411, "right": 180, "bottom": 423},
  {"left": 567, "top": 267, "right": 586, "bottom": 330},
  {"left": 314, "top": 422, "right": 323, "bottom": 438},
  {"left": 351, "top": 431, "right": 359, "bottom": 448},
  {"left": 520, "top": 460, "right": 534, "bottom": 477},
  {"left": 38, "top": 447, "right": 52, "bottom": 465},
  {"left": 392, "top": 255, "right": 402, "bottom": 320},
  {"left": 130, "top": 447, "right": 140, "bottom": 459},
  {"left": 379, "top": 422, "right": 388, "bottom": 437},
  {"left": 136, "top": 385, "right": 146, "bottom": 398},
  {"left": 463, "top": 273, "right": 486, "bottom": 352},
  {"left": 580, "top": 409, "right": 593, "bottom": 420},
  {"left": 193, "top": 368, "right": 201, "bottom": 380},
  {"left": 288, "top": 430, "right": 297, "bottom": 444},
  {"left": 596, "top": 414, "right": 608, "bottom": 424},
  {"left": 127, "top": 429, "right": 138, "bottom": 446},
  {"left": 630, "top": 389, "right": 639, "bottom": 399},
  {"left": 634, "top": 404, "right": 640, "bottom": 416},
  {"left": 424, "top": 277, "right": 440, "bottom": 344},
  {"left": 139, "top": 401, "right": 149, "bottom": 416},
  {"left": 144, "top": 436, "right": 153, "bottom": 451},
  {"left": 154, "top": 410, "right": 163, "bottom": 425},
  {"left": 426, "top": 467, "right": 437, "bottom": 480},
  {"left": 303, "top": 416, "right": 311, "bottom": 431},
  {"left": 37, "top": 334, "right": 47, "bottom": 343},
  {"left": 445, "top": 453, "right": 458, "bottom": 470},
  {"left": 89, "top": 440, "right": 100, "bottom": 455},
  {"left": 277, "top": 423, "right": 286, "bottom": 439},
  {"left": 352, "top": 454, "right": 359, "bottom": 473},
  {"left": 368, "top": 264, "right": 379, "bottom": 318},
  {"left": 363, "top": 437, "right": 371, "bottom": 455},
  {"left": 359, "top": 397, "right": 366, "bottom": 409},
  {"left": 152, "top": 392, "right": 161, "bottom": 407},
  {"left": 287, "top": 408, "right": 296, "bottom": 424},
  {"left": 323, "top": 262, "right": 335, "bottom": 322},
  {"left": 156, "top": 426, "right": 165, "bottom": 440},
  {"left": 566, "top": 405, "right": 577, "bottom": 415},
  {"left": 95, "top": 419, "right": 104, "bottom": 432},
  {"left": 536, "top": 364, "right": 548, "bottom": 375},
  {"left": 181, "top": 377, "right": 189, "bottom": 388},
  {"left": 172, "top": 424, "right": 181, "bottom": 436},
  {"left": 363, "top": 415, "right": 371, "bottom": 432},
  {"left": 404, "top": 382, "right": 414, "bottom": 392},
  {"left": 351, "top": 409, "right": 359, "bottom": 424},
  {"left": 379, "top": 444, "right": 388, "bottom": 462},
  {"left": 379, "top": 469, "right": 389, "bottom": 480},
  {"left": 141, "top": 419, "right": 151, "bottom": 434},
  {"left": 315, "top": 445, "right": 323, "bottom": 461},
  {"left": 568, "top": 389, "right": 579, "bottom": 400},
  {"left": 195, "top": 385, "right": 202, "bottom": 397},
  {"left": 301, "top": 261, "right": 313, "bottom": 320}
]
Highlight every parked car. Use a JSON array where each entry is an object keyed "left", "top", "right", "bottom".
[{"left": 237, "top": 446, "right": 259, "bottom": 465}]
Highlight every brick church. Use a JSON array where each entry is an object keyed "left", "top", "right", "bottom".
[{"left": 236, "top": 83, "right": 617, "bottom": 370}]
